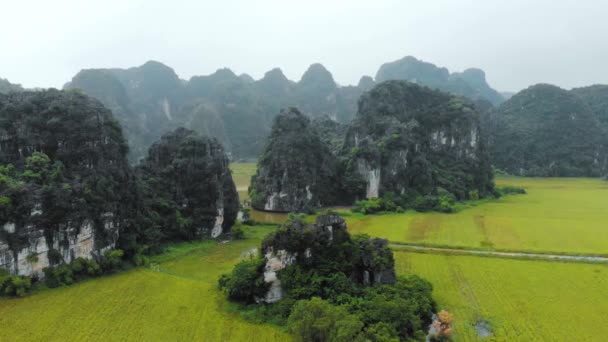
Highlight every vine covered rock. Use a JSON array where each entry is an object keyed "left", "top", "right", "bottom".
[
  {"left": 343, "top": 80, "right": 494, "bottom": 201},
  {"left": 137, "top": 128, "right": 239, "bottom": 240},
  {"left": 0, "top": 90, "right": 133, "bottom": 276},
  {"left": 249, "top": 108, "right": 343, "bottom": 212}
]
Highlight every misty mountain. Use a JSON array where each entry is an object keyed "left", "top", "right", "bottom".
[
  {"left": 67, "top": 61, "right": 370, "bottom": 162},
  {"left": 375, "top": 56, "right": 504, "bottom": 106},
  {"left": 0, "top": 78, "right": 23, "bottom": 94},
  {"left": 487, "top": 84, "right": 607, "bottom": 176}
]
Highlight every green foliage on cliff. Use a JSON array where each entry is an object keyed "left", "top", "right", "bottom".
[
  {"left": 0, "top": 90, "right": 133, "bottom": 262},
  {"left": 343, "top": 80, "right": 495, "bottom": 204},
  {"left": 488, "top": 84, "right": 606, "bottom": 176},
  {"left": 134, "top": 128, "right": 239, "bottom": 244},
  {"left": 249, "top": 108, "right": 345, "bottom": 212}
]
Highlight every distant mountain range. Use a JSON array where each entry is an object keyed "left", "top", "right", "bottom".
[{"left": 57, "top": 56, "right": 505, "bottom": 161}]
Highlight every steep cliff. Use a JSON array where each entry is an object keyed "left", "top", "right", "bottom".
[
  {"left": 343, "top": 80, "right": 494, "bottom": 201},
  {"left": 0, "top": 90, "right": 133, "bottom": 276},
  {"left": 489, "top": 84, "right": 606, "bottom": 176},
  {"left": 137, "top": 128, "right": 239, "bottom": 240},
  {"left": 249, "top": 108, "right": 343, "bottom": 212}
]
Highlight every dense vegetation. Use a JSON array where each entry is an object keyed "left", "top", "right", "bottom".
[
  {"left": 0, "top": 91, "right": 241, "bottom": 292},
  {"left": 487, "top": 84, "right": 606, "bottom": 176},
  {"left": 0, "top": 90, "right": 134, "bottom": 270},
  {"left": 219, "top": 214, "right": 436, "bottom": 341},
  {"left": 135, "top": 128, "right": 239, "bottom": 243},
  {"left": 249, "top": 109, "right": 344, "bottom": 212},
  {"left": 343, "top": 81, "right": 495, "bottom": 209},
  {"left": 375, "top": 56, "right": 504, "bottom": 106}
]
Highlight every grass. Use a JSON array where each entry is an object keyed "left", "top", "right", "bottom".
[
  {"left": 0, "top": 225, "right": 290, "bottom": 342},
  {"left": 6, "top": 167, "right": 603, "bottom": 341},
  {"left": 346, "top": 177, "right": 608, "bottom": 255},
  {"left": 230, "top": 163, "right": 257, "bottom": 200},
  {"left": 395, "top": 251, "right": 608, "bottom": 341}
]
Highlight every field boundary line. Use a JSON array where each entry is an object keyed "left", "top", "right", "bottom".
[{"left": 390, "top": 243, "right": 608, "bottom": 263}]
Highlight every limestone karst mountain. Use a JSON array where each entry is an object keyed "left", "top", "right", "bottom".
[
  {"left": 0, "top": 90, "right": 134, "bottom": 276},
  {"left": 137, "top": 128, "right": 239, "bottom": 240},
  {"left": 375, "top": 56, "right": 504, "bottom": 106},
  {"left": 67, "top": 61, "right": 371, "bottom": 162},
  {"left": 343, "top": 80, "right": 495, "bottom": 201},
  {"left": 249, "top": 108, "right": 343, "bottom": 212},
  {"left": 487, "top": 84, "right": 606, "bottom": 176}
]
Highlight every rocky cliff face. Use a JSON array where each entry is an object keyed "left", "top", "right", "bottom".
[
  {"left": 343, "top": 80, "right": 494, "bottom": 200},
  {"left": 375, "top": 56, "right": 504, "bottom": 106},
  {"left": 0, "top": 90, "right": 132, "bottom": 276},
  {"left": 488, "top": 84, "right": 606, "bottom": 176},
  {"left": 258, "top": 213, "right": 395, "bottom": 303},
  {"left": 249, "top": 108, "right": 343, "bottom": 212},
  {"left": 137, "top": 128, "right": 239, "bottom": 239}
]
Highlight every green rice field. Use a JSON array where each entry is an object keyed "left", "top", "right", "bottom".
[
  {"left": 395, "top": 251, "right": 608, "bottom": 341},
  {"left": 0, "top": 225, "right": 289, "bottom": 341},
  {"left": 1, "top": 165, "right": 607, "bottom": 341}
]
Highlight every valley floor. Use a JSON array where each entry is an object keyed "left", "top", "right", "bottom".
[{"left": 1, "top": 169, "right": 607, "bottom": 341}]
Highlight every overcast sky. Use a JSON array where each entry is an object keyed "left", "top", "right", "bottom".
[{"left": 1, "top": 0, "right": 607, "bottom": 92}]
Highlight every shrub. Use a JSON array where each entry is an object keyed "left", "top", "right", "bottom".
[
  {"left": 496, "top": 186, "right": 527, "bottom": 197},
  {"left": 47, "top": 249, "right": 63, "bottom": 265},
  {"left": 44, "top": 263, "right": 74, "bottom": 288},
  {"left": 288, "top": 297, "right": 363, "bottom": 342},
  {"left": 218, "top": 258, "right": 268, "bottom": 303},
  {"left": 231, "top": 224, "right": 246, "bottom": 240},
  {"left": 353, "top": 198, "right": 384, "bottom": 214},
  {"left": 0, "top": 269, "right": 32, "bottom": 297},
  {"left": 101, "top": 249, "right": 124, "bottom": 272}
]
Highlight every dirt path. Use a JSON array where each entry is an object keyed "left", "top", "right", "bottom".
[{"left": 390, "top": 243, "right": 608, "bottom": 263}]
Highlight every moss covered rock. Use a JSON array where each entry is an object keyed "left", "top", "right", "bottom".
[
  {"left": 343, "top": 80, "right": 494, "bottom": 201},
  {"left": 250, "top": 108, "right": 343, "bottom": 212},
  {"left": 137, "top": 128, "right": 239, "bottom": 240}
]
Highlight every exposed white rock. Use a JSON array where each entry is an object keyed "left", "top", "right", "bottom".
[
  {"left": 264, "top": 192, "right": 278, "bottom": 211},
  {"left": 161, "top": 97, "right": 172, "bottom": 121},
  {"left": 0, "top": 216, "right": 117, "bottom": 277},
  {"left": 305, "top": 186, "right": 313, "bottom": 200},
  {"left": 211, "top": 208, "right": 224, "bottom": 238},
  {"left": 3, "top": 222, "right": 15, "bottom": 234},
  {"left": 260, "top": 248, "right": 297, "bottom": 303}
]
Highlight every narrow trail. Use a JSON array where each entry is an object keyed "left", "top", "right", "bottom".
[{"left": 390, "top": 243, "right": 608, "bottom": 263}]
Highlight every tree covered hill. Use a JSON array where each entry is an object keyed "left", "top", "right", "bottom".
[
  {"left": 487, "top": 84, "right": 607, "bottom": 176},
  {"left": 343, "top": 80, "right": 495, "bottom": 204}
]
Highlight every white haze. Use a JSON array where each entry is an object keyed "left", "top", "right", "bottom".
[{"left": 1, "top": 0, "right": 607, "bottom": 92}]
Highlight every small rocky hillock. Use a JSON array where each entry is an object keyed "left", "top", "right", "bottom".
[
  {"left": 249, "top": 108, "right": 343, "bottom": 212},
  {"left": 137, "top": 128, "right": 239, "bottom": 240},
  {"left": 343, "top": 80, "right": 494, "bottom": 202}
]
